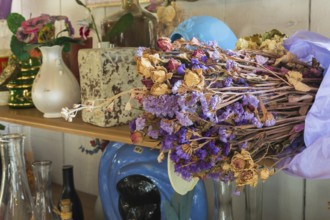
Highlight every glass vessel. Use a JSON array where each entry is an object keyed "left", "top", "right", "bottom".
[
  {"left": 101, "top": 0, "right": 157, "bottom": 48},
  {"left": 245, "top": 182, "right": 263, "bottom": 220},
  {"left": 32, "top": 160, "right": 60, "bottom": 220},
  {"left": 58, "top": 165, "right": 84, "bottom": 220},
  {"left": 214, "top": 181, "right": 234, "bottom": 220},
  {"left": 0, "top": 133, "right": 36, "bottom": 220}
]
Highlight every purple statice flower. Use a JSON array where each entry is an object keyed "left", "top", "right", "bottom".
[
  {"left": 135, "top": 47, "right": 146, "bottom": 57},
  {"left": 175, "top": 111, "right": 193, "bottom": 126},
  {"left": 178, "top": 94, "right": 198, "bottom": 113},
  {"left": 206, "top": 40, "right": 218, "bottom": 48},
  {"left": 160, "top": 119, "right": 174, "bottom": 135},
  {"left": 161, "top": 134, "right": 177, "bottom": 151},
  {"left": 251, "top": 117, "right": 263, "bottom": 128},
  {"left": 176, "top": 127, "right": 188, "bottom": 144},
  {"left": 147, "top": 125, "right": 159, "bottom": 139},
  {"left": 206, "top": 141, "right": 220, "bottom": 155},
  {"left": 255, "top": 55, "right": 269, "bottom": 65},
  {"left": 217, "top": 105, "right": 233, "bottom": 122},
  {"left": 223, "top": 77, "right": 233, "bottom": 87},
  {"left": 201, "top": 55, "right": 208, "bottom": 63},
  {"left": 242, "top": 111, "right": 255, "bottom": 120},
  {"left": 209, "top": 95, "right": 220, "bottom": 110},
  {"left": 143, "top": 95, "right": 179, "bottom": 117},
  {"left": 226, "top": 60, "right": 237, "bottom": 71},
  {"left": 239, "top": 141, "right": 248, "bottom": 149},
  {"left": 209, "top": 50, "right": 221, "bottom": 61},
  {"left": 128, "top": 119, "right": 136, "bottom": 131},
  {"left": 177, "top": 64, "right": 186, "bottom": 75},
  {"left": 264, "top": 118, "right": 276, "bottom": 127},
  {"left": 242, "top": 94, "right": 259, "bottom": 108},
  {"left": 195, "top": 149, "right": 207, "bottom": 160},
  {"left": 208, "top": 172, "right": 221, "bottom": 180},
  {"left": 218, "top": 127, "right": 229, "bottom": 143},
  {"left": 172, "top": 80, "right": 182, "bottom": 94},
  {"left": 135, "top": 116, "right": 146, "bottom": 131},
  {"left": 236, "top": 78, "right": 249, "bottom": 86},
  {"left": 233, "top": 102, "right": 244, "bottom": 115},
  {"left": 174, "top": 145, "right": 190, "bottom": 161}
]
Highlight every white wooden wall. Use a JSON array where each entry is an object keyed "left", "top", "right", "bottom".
[{"left": 5, "top": 0, "right": 330, "bottom": 219}]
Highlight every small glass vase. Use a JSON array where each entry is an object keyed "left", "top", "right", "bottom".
[
  {"left": 31, "top": 45, "right": 81, "bottom": 118},
  {"left": 214, "top": 181, "right": 234, "bottom": 220},
  {"left": 245, "top": 182, "right": 263, "bottom": 220},
  {"left": 32, "top": 160, "right": 60, "bottom": 220},
  {"left": 0, "top": 133, "right": 36, "bottom": 220}
]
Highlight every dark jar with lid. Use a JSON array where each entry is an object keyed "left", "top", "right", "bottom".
[{"left": 101, "top": 0, "right": 158, "bottom": 48}]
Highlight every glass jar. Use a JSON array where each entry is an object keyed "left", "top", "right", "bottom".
[
  {"left": 215, "top": 181, "right": 234, "bottom": 220},
  {"left": 0, "top": 133, "right": 36, "bottom": 220},
  {"left": 101, "top": 0, "right": 157, "bottom": 48},
  {"left": 32, "top": 160, "right": 60, "bottom": 220}
]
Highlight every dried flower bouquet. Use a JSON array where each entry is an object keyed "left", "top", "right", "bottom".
[{"left": 62, "top": 31, "right": 323, "bottom": 190}]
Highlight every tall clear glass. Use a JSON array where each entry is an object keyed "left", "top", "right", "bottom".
[
  {"left": 32, "top": 160, "right": 60, "bottom": 220},
  {"left": 0, "top": 133, "right": 36, "bottom": 220},
  {"left": 214, "top": 181, "right": 234, "bottom": 220}
]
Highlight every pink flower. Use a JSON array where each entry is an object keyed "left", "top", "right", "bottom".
[
  {"left": 130, "top": 131, "right": 144, "bottom": 144},
  {"left": 167, "top": 58, "right": 181, "bottom": 72},
  {"left": 16, "top": 14, "right": 52, "bottom": 44},
  {"left": 157, "top": 37, "right": 172, "bottom": 52},
  {"left": 21, "top": 14, "right": 52, "bottom": 34}
]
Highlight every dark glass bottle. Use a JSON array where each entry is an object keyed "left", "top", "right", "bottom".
[
  {"left": 101, "top": 0, "right": 158, "bottom": 48},
  {"left": 58, "top": 165, "right": 84, "bottom": 220}
]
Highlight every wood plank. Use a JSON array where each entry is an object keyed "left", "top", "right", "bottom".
[{"left": 0, "top": 106, "right": 159, "bottom": 148}]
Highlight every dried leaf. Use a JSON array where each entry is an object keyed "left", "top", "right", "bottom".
[{"left": 274, "top": 52, "right": 296, "bottom": 66}]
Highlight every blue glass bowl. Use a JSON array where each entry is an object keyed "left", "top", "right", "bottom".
[{"left": 170, "top": 16, "right": 237, "bottom": 50}]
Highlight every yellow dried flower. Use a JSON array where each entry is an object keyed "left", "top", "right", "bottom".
[
  {"left": 137, "top": 57, "right": 154, "bottom": 78},
  {"left": 184, "top": 69, "right": 204, "bottom": 88},
  {"left": 259, "top": 168, "right": 271, "bottom": 181},
  {"left": 150, "top": 83, "right": 169, "bottom": 96}
]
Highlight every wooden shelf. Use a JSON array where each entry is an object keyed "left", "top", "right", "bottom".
[{"left": 0, "top": 106, "right": 158, "bottom": 148}]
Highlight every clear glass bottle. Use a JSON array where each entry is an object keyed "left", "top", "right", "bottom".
[
  {"left": 32, "top": 160, "right": 60, "bottom": 220},
  {"left": 58, "top": 165, "right": 84, "bottom": 220},
  {"left": 214, "top": 181, "right": 234, "bottom": 220},
  {"left": 0, "top": 133, "right": 36, "bottom": 220},
  {"left": 101, "top": 0, "right": 158, "bottom": 48}
]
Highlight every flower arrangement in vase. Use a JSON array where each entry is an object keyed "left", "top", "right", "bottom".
[{"left": 6, "top": 13, "right": 81, "bottom": 117}]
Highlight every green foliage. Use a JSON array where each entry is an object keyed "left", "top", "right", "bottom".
[
  {"left": 10, "top": 35, "right": 30, "bottom": 61},
  {"left": 164, "top": 190, "right": 194, "bottom": 220},
  {"left": 7, "top": 13, "right": 25, "bottom": 34},
  {"left": 106, "top": 13, "right": 134, "bottom": 39}
]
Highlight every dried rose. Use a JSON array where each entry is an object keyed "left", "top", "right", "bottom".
[
  {"left": 157, "top": 37, "right": 172, "bottom": 52},
  {"left": 230, "top": 149, "right": 254, "bottom": 172},
  {"left": 148, "top": 53, "right": 161, "bottom": 65},
  {"left": 183, "top": 69, "right": 204, "bottom": 88},
  {"left": 150, "top": 83, "right": 169, "bottom": 96},
  {"left": 167, "top": 58, "right": 181, "bottom": 72},
  {"left": 236, "top": 169, "right": 259, "bottom": 187},
  {"left": 130, "top": 131, "right": 144, "bottom": 144}
]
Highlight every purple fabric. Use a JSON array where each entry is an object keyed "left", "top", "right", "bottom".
[
  {"left": 283, "top": 30, "right": 330, "bottom": 179},
  {"left": 0, "top": 0, "right": 12, "bottom": 19}
]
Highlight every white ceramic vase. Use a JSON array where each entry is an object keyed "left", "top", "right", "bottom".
[{"left": 32, "top": 45, "right": 80, "bottom": 118}]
